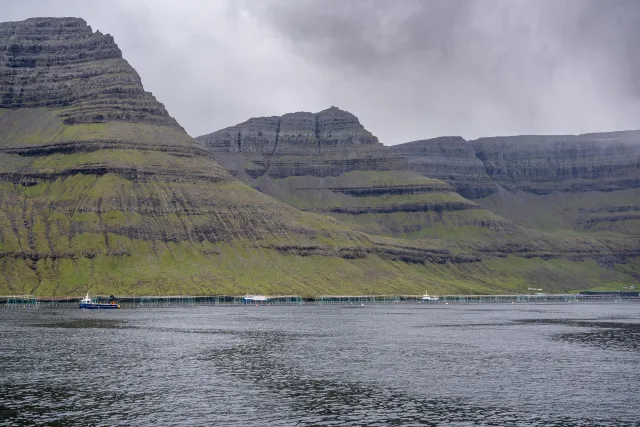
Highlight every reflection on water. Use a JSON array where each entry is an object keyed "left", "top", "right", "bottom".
[
  {"left": 1, "top": 304, "right": 639, "bottom": 426},
  {"left": 31, "top": 318, "right": 126, "bottom": 329},
  {"left": 518, "top": 319, "right": 640, "bottom": 352}
]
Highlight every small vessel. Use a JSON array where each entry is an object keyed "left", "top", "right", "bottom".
[
  {"left": 79, "top": 293, "right": 120, "bottom": 309},
  {"left": 421, "top": 290, "right": 440, "bottom": 303},
  {"left": 242, "top": 294, "right": 270, "bottom": 304}
]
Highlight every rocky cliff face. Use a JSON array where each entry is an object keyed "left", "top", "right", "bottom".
[
  {"left": 0, "top": 18, "right": 301, "bottom": 276},
  {"left": 462, "top": 132, "right": 640, "bottom": 234},
  {"left": 197, "top": 107, "right": 400, "bottom": 179},
  {"left": 471, "top": 132, "right": 640, "bottom": 194},
  {"left": 391, "top": 136, "right": 497, "bottom": 199},
  {"left": 0, "top": 18, "right": 180, "bottom": 128},
  {"left": 389, "top": 131, "right": 640, "bottom": 201},
  {"left": 205, "top": 117, "right": 640, "bottom": 201},
  {"left": 199, "top": 113, "right": 526, "bottom": 241},
  {"left": 199, "top": 106, "right": 640, "bottom": 283},
  {"left": 199, "top": 106, "right": 381, "bottom": 154}
]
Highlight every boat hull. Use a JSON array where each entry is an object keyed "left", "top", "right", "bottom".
[{"left": 79, "top": 303, "right": 120, "bottom": 309}]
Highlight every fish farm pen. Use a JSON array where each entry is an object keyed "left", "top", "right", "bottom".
[
  {"left": 1, "top": 292, "right": 638, "bottom": 308},
  {"left": 129, "top": 295, "right": 303, "bottom": 307},
  {"left": 2, "top": 295, "right": 306, "bottom": 308},
  {"left": 317, "top": 294, "right": 592, "bottom": 304},
  {"left": 318, "top": 295, "right": 405, "bottom": 304},
  {"left": 0, "top": 295, "right": 39, "bottom": 308}
]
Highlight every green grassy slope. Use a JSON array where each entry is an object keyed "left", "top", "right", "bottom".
[
  {"left": 0, "top": 108, "right": 467, "bottom": 296},
  {"left": 252, "top": 170, "right": 516, "bottom": 241},
  {"left": 478, "top": 187, "right": 640, "bottom": 237}
]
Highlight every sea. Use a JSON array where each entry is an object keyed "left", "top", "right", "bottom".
[{"left": 1, "top": 303, "right": 639, "bottom": 426}]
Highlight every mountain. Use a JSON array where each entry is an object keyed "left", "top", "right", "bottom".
[
  {"left": 394, "top": 133, "right": 640, "bottom": 236},
  {"left": 1, "top": 17, "right": 637, "bottom": 297},
  {"left": 199, "top": 109, "right": 640, "bottom": 292},
  {"left": 0, "top": 17, "right": 487, "bottom": 298},
  {"left": 197, "top": 108, "right": 505, "bottom": 239}
]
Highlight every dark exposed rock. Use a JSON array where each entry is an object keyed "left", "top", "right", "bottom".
[
  {"left": 391, "top": 137, "right": 497, "bottom": 198},
  {"left": 199, "top": 106, "right": 381, "bottom": 154},
  {"left": 471, "top": 131, "right": 640, "bottom": 195},
  {"left": 205, "top": 115, "right": 640, "bottom": 202},
  {"left": 320, "top": 184, "right": 454, "bottom": 196},
  {"left": 0, "top": 139, "right": 210, "bottom": 157},
  {"left": 328, "top": 201, "right": 480, "bottom": 215},
  {"left": 197, "top": 112, "right": 513, "bottom": 240},
  {"left": 385, "top": 131, "right": 640, "bottom": 199},
  {"left": 197, "top": 106, "right": 401, "bottom": 179},
  {"left": 0, "top": 17, "right": 181, "bottom": 128}
]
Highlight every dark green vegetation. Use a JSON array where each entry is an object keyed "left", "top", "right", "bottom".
[{"left": 1, "top": 17, "right": 638, "bottom": 297}]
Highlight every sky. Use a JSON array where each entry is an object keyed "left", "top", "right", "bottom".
[{"left": 2, "top": 0, "right": 640, "bottom": 145}]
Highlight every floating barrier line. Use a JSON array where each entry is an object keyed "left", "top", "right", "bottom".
[{"left": 1, "top": 293, "right": 638, "bottom": 309}]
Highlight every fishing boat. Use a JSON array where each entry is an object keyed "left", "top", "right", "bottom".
[
  {"left": 79, "top": 293, "right": 120, "bottom": 309},
  {"left": 421, "top": 290, "right": 440, "bottom": 303}
]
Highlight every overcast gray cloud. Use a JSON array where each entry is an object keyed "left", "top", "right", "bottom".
[{"left": 2, "top": 0, "right": 640, "bottom": 144}]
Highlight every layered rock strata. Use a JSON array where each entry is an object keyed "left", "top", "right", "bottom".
[
  {"left": 207, "top": 119, "right": 640, "bottom": 202},
  {"left": 199, "top": 111, "right": 507, "bottom": 239},
  {"left": 200, "top": 108, "right": 640, "bottom": 272},
  {"left": 198, "top": 107, "right": 403, "bottom": 179},
  {"left": 0, "top": 18, "right": 180, "bottom": 127},
  {"left": 200, "top": 107, "right": 381, "bottom": 154},
  {"left": 391, "top": 136, "right": 497, "bottom": 199},
  {"left": 471, "top": 132, "right": 640, "bottom": 195}
]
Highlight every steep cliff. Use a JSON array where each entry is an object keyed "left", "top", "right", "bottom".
[
  {"left": 198, "top": 109, "right": 513, "bottom": 241},
  {"left": 0, "top": 18, "right": 180, "bottom": 128},
  {"left": 199, "top": 106, "right": 380, "bottom": 154},
  {"left": 198, "top": 107, "right": 399, "bottom": 179},
  {"left": 469, "top": 132, "right": 640, "bottom": 235},
  {"left": 388, "top": 132, "right": 640, "bottom": 236},
  {"left": 472, "top": 132, "right": 640, "bottom": 195},
  {"left": 391, "top": 136, "right": 497, "bottom": 199}
]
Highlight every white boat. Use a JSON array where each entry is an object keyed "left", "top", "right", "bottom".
[
  {"left": 243, "top": 294, "right": 270, "bottom": 304},
  {"left": 421, "top": 290, "right": 440, "bottom": 302}
]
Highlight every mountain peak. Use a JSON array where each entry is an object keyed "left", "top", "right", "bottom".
[
  {"left": 198, "top": 107, "right": 380, "bottom": 154},
  {"left": 0, "top": 17, "right": 180, "bottom": 128},
  {"left": 0, "top": 17, "right": 90, "bottom": 32}
]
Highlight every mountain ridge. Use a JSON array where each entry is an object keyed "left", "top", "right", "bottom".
[
  {"left": 201, "top": 108, "right": 640, "bottom": 200},
  {"left": 198, "top": 107, "right": 640, "bottom": 290}
]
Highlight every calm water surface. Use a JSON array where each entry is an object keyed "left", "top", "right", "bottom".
[{"left": 1, "top": 303, "right": 639, "bottom": 426}]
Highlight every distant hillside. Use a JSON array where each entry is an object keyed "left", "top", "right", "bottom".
[
  {"left": 198, "top": 109, "right": 640, "bottom": 293},
  {"left": 393, "top": 133, "right": 640, "bottom": 236}
]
